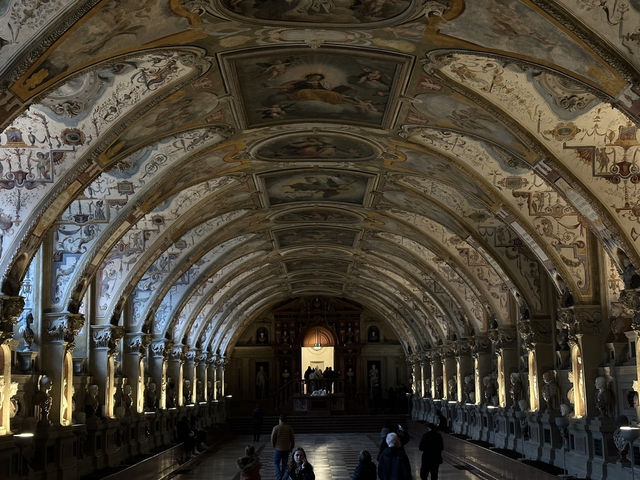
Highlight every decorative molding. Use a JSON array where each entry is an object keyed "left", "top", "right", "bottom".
[
  {"left": 150, "top": 339, "right": 173, "bottom": 358},
  {"left": 488, "top": 327, "right": 516, "bottom": 352},
  {"left": 471, "top": 335, "right": 491, "bottom": 358},
  {"left": 519, "top": 318, "right": 553, "bottom": 351},
  {"left": 0, "top": 295, "right": 24, "bottom": 344},
  {"left": 124, "top": 332, "right": 151, "bottom": 355},
  {"left": 90, "top": 325, "right": 125, "bottom": 356},
  {"left": 44, "top": 312, "right": 84, "bottom": 351},
  {"left": 557, "top": 305, "right": 602, "bottom": 344}
]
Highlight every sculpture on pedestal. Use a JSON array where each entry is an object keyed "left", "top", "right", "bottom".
[
  {"left": 447, "top": 377, "right": 457, "bottom": 401},
  {"left": 509, "top": 372, "right": 526, "bottom": 411},
  {"left": 483, "top": 375, "right": 498, "bottom": 406},
  {"left": 541, "top": 370, "right": 559, "bottom": 412},
  {"left": 34, "top": 375, "right": 53, "bottom": 425},
  {"left": 145, "top": 382, "right": 158, "bottom": 411},
  {"left": 463, "top": 374, "right": 474, "bottom": 403},
  {"left": 85, "top": 384, "right": 100, "bottom": 417},
  {"left": 595, "top": 376, "right": 614, "bottom": 417}
]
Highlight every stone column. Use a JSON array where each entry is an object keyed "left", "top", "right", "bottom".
[
  {"left": 421, "top": 355, "right": 431, "bottom": 398},
  {"left": 207, "top": 354, "right": 217, "bottom": 401},
  {"left": 557, "top": 305, "right": 603, "bottom": 418},
  {"left": 123, "top": 332, "right": 151, "bottom": 415},
  {"left": 149, "top": 338, "right": 171, "bottom": 410},
  {"left": 454, "top": 339, "right": 472, "bottom": 403},
  {"left": 89, "top": 325, "right": 124, "bottom": 418},
  {"left": 428, "top": 351, "right": 442, "bottom": 399},
  {"left": 218, "top": 356, "right": 228, "bottom": 398},
  {"left": 0, "top": 295, "right": 24, "bottom": 435},
  {"left": 183, "top": 348, "right": 199, "bottom": 405},
  {"left": 41, "top": 312, "right": 84, "bottom": 426},
  {"left": 472, "top": 335, "right": 491, "bottom": 405},
  {"left": 167, "top": 345, "right": 187, "bottom": 407},
  {"left": 488, "top": 327, "right": 517, "bottom": 408},
  {"left": 196, "top": 351, "right": 209, "bottom": 403},
  {"left": 441, "top": 345, "right": 456, "bottom": 401},
  {"left": 519, "top": 316, "right": 553, "bottom": 412}
]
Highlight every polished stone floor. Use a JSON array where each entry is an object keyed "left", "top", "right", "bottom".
[{"left": 172, "top": 430, "right": 480, "bottom": 480}]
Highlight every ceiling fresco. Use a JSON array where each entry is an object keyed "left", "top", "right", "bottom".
[{"left": 1, "top": 0, "right": 639, "bottom": 357}]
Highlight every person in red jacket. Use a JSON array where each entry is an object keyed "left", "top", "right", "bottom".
[{"left": 237, "top": 445, "right": 262, "bottom": 480}]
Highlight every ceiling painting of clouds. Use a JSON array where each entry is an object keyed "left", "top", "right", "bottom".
[
  {"left": 220, "top": 0, "right": 413, "bottom": 25},
  {"left": 255, "top": 132, "right": 378, "bottom": 162},
  {"left": 274, "top": 227, "right": 359, "bottom": 248},
  {"left": 274, "top": 208, "right": 361, "bottom": 224},
  {"left": 261, "top": 170, "right": 372, "bottom": 205},
  {"left": 285, "top": 259, "right": 351, "bottom": 274},
  {"left": 222, "top": 48, "right": 411, "bottom": 129}
]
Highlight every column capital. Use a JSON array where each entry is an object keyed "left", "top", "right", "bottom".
[
  {"left": 150, "top": 338, "right": 173, "bottom": 358},
  {"left": 170, "top": 344, "right": 188, "bottom": 362},
  {"left": 452, "top": 338, "right": 472, "bottom": 358},
  {"left": 197, "top": 350, "right": 208, "bottom": 364},
  {"left": 206, "top": 351, "right": 216, "bottom": 364},
  {"left": 91, "top": 325, "right": 125, "bottom": 356},
  {"left": 518, "top": 318, "right": 553, "bottom": 351},
  {"left": 557, "top": 304, "right": 602, "bottom": 345},
  {"left": 185, "top": 348, "right": 201, "bottom": 364},
  {"left": 44, "top": 312, "right": 85, "bottom": 351},
  {"left": 124, "top": 332, "right": 151, "bottom": 355},
  {"left": 471, "top": 335, "right": 491, "bottom": 358},
  {"left": 0, "top": 294, "right": 24, "bottom": 344},
  {"left": 488, "top": 327, "right": 517, "bottom": 352}
]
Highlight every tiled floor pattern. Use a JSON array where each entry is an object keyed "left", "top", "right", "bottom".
[{"left": 172, "top": 431, "right": 480, "bottom": 480}]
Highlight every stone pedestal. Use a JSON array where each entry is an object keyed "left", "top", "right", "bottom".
[
  {"left": 524, "top": 412, "right": 543, "bottom": 461},
  {"left": 565, "top": 418, "right": 592, "bottom": 479},
  {"left": 540, "top": 412, "right": 561, "bottom": 465},
  {"left": 589, "top": 417, "right": 617, "bottom": 480},
  {"left": 493, "top": 410, "right": 508, "bottom": 448}
]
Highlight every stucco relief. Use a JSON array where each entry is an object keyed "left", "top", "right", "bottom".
[
  {"left": 134, "top": 217, "right": 254, "bottom": 330},
  {"left": 434, "top": 52, "right": 640, "bottom": 268},
  {"left": 557, "top": 0, "right": 640, "bottom": 73},
  {"left": 435, "top": 0, "right": 617, "bottom": 87},
  {"left": 51, "top": 128, "right": 226, "bottom": 308},
  {"left": 401, "top": 128, "right": 593, "bottom": 299},
  {"left": 0, "top": 51, "right": 198, "bottom": 281}
]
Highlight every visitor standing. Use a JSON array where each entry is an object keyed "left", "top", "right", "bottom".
[
  {"left": 419, "top": 423, "right": 444, "bottom": 480},
  {"left": 252, "top": 404, "right": 263, "bottom": 442},
  {"left": 271, "top": 414, "right": 295, "bottom": 480},
  {"left": 377, "top": 432, "right": 412, "bottom": 480},
  {"left": 352, "top": 450, "right": 376, "bottom": 480},
  {"left": 237, "top": 444, "right": 262, "bottom": 480},
  {"left": 284, "top": 447, "right": 315, "bottom": 480}
]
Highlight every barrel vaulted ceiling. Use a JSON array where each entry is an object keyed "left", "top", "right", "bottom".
[{"left": 1, "top": 0, "right": 639, "bottom": 355}]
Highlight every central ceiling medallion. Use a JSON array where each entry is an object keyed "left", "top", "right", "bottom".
[{"left": 220, "top": 47, "right": 412, "bottom": 129}]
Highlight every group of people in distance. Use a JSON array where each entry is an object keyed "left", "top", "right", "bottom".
[{"left": 238, "top": 414, "right": 445, "bottom": 480}]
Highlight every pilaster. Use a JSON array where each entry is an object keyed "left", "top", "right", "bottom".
[
  {"left": 488, "top": 327, "right": 517, "bottom": 408},
  {"left": 149, "top": 338, "right": 172, "bottom": 410},
  {"left": 90, "top": 325, "right": 124, "bottom": 418},
  {"left": 123, "top": 332, "right": 151, "bottom": 415},
  {"left": 519, "top": 316, "right": 554, "bottom": 412},
  {"left": 41, "top": 312, "right": 84, "bottom": 426}
]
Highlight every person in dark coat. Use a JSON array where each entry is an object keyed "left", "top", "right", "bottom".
[
  {"left": 237, "top": 444, "right": 262, "bottom": 480},
  {"left": 378, "top": 432, "right": 412, "bottom": 480},
  {"left": 284, "top": 447, "right": 315, "bottom": 480},
  {"left": 352, "top": 450, "right": 376, "bottom": 480},
  {"left": 419, "top": 423, "right": 444, "bottom": 480},
  {"left": 252, "top": 405, "right": 264, "bottom": 442},
  {"left": 377, "top": 421, "right": 410, "bottom": 461}
]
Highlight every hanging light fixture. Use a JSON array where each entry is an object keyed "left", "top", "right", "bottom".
[{"left": 314, "top": 328, "right": 322, "bottom": 350}]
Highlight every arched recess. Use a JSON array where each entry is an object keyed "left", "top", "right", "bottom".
[
  {"left": 422, "top": 48, "right": 640, "bottom": 272},
  {"left": 0, "top": 47, "right": 217, "bottom": 297},
  {"left": 302, "top": 326, "right": 335, "bottom": 348}
]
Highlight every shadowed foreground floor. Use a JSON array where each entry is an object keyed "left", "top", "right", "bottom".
[{"left": 171, "top": 431, "right": 480, "bottom": 480}]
